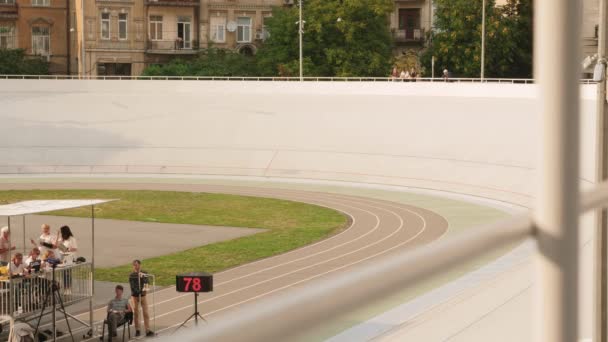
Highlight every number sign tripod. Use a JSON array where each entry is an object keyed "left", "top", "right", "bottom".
[{"left": 174, "top": 272, "right": 213, "bottom": 333}]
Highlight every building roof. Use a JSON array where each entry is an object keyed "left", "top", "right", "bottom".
[{"left": 0, "top": 199, "right": 115, "bottom": 216}]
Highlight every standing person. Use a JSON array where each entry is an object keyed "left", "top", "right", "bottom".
[
  {"left": 443, "top": 69, "right": 450, "bottom": 82},
  {"left": 57, "top": 225, "right": 77, "bottom": 294},
  {"left": 107, "top": 285, "right": 132, "bottom": 341},
  {"left": 399, "top": 69, "right": 407, "bottom": 81},
  {"left": 57, "top": 225, "right": 78, "bottom": 263},
  {"left": 410, "top": 68, "right": 417, "bottom": 80},
  {"left": 0, "top": 226, "right": 16, "bottom": 264},
  {"left": 30, "top": 224, "right": 57, "bottom": 257},
  {"left": 391, "top": 67, "right": 398, "bottom": 81},
  {"left": 130, "top": 260, "right": 154, "bottom": 337}
]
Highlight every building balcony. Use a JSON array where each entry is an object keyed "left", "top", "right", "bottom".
[
  {"left": 0, "top": 0, "right": 18, "bottom": 19},
  {"left": 93, "top": 40, "right": 145, "bottom": 50},
  {"left": 145, "top": 0, "right": 199, "bottom": 7},
  {"left": 146, "top": 39, "right": 198, "bottom": 54},
  {"left": 392, "top": 28, "right": 425, "bottom": 44}
]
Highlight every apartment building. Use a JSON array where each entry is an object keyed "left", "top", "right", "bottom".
[
  {"left": 388, "top": 0, "right": 431, "bottom": 72},
  {"left": 199, "top": 0, "right": 280, "bottom": 55},
  {"left": 0, "top": 0, "right": 75, "bottom": 74},
  {"left": 81, "top": 0, "right": 145, "bottom": 75},
  {"left": 145, "top": 0, "right": 199, "bottom": 65}
]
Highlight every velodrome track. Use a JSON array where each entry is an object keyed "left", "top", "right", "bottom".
[{"left": 0, "top": 182, "right": 448, "bottom": 340}]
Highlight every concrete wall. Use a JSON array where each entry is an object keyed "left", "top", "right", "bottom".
[{"left": 0, "top": 80, "right": 600, "bottom": 340}]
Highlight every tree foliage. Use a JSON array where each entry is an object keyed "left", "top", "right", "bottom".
[
  {"left": 142, "top": 47, "right": 258, "bottom": 76},
  {"left": 0, "top": 49, "right": 49, "bottom": 75},
  {"left": 421, "top": 0, "right": 532, "bottom": 78},
  {"left": 257, "top": 0, "right": 394, "bottom": 77}
]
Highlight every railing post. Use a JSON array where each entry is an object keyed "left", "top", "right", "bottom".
[
  {"left": 598, "top": 0, "right": 608, "bottom": 338},
  {"left": 534, "top": 1, "right": 581, "bottom": 342}
]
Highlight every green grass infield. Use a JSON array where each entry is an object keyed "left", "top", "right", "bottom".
[{"left": 0, "top": 190, "right": 348, "bottom": 285}]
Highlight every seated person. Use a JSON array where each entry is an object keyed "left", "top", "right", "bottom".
[
  {"left": 8, "top": 253, "right": 27, "bottom": 277},
  {"left": 25, "top": 248, "right": 42, "bottom": 273},
  {"left": 41, "top": 250, "right": 62, "bottom": 270},
  {"left": 107, "top": 285, "right": 132, "bottom": 340}
]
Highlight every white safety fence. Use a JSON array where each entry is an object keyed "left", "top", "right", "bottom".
[
  {"left": 0, "top": 74, "right": 598, "bottom": 84},
  {"left": 0, "top": 263, "right": 92, "bottom": 320}
]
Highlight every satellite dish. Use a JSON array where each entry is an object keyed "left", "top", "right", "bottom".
[{"left": 227, "top": 21, "right": 237, "bottom": 32}]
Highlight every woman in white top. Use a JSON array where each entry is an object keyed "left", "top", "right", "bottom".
[
  {"left": 58, "top": 225, "right": 78, "bottom": 262},
  {"left": 30, "top": 224, "right": 57, "bottom": 257},
  {"left": 58, "top": 225, "right": 77, "bottom": 294}
]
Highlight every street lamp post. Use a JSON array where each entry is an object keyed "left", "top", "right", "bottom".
[
  {"left": 481, "top": 0, "right": 486, "bottom": 81},
  {"left": 298, "top": 0, "right": 303, "bottom": 81}
]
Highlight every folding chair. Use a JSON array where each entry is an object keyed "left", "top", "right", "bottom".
[{"left": 100, "top": 311, "right": 133, "bottom": 342}]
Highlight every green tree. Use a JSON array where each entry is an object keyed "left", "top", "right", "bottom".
[
  {"left": 142, "top": 47, "right": 258, "bottom": 76},
  {"left": 257, "top": 0, "right": 394, "bottom": 77},
  {"left": 0, "top": 49, "right": 49, "bottom": 75},
  {"left": 421, "top": 0, "right": 532, "bottom": 78}
]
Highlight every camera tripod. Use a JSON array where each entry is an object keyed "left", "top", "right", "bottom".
[{"left": 34, "top": 264, "right": 75, "bottom": 342}]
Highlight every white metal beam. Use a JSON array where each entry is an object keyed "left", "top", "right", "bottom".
[{"left": 534, "top": 0, "right": 581, "bottom": 341}]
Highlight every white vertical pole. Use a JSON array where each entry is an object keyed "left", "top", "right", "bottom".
[
  {"left": 534, "top": 0, "right": 581, "bottom": 341},
  {"left": 298, "top": 0, "right": 303, "bottom": 81},
  {"left": 596, "top": 1, "right": 608, "bottom": 340},
  {"left": 481, "top": 0, "right": 485, "bottom": 80},
  {"left": 81, "top": 0, "right": 86, "bottom": 78}
]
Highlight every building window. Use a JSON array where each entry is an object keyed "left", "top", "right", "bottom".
[
  {"left": 0, "top": 25, "right": 15, "bottom": 49},
  {"left": 101, "top": 12, "right": 110, "bottom": 40},
  {"left": 0, "top": 0, "right": 16, "bottom": 4},
  {"left": 237, "top": 17, "right": 251, "bottom": 43},
  {"left": 31, "top": 26, "right": 50, "bottom": 56},
  {"left": 210, "top": 16, "right": 225, "bottom": 43},
  {"left": 177, "top": 16, "right": 191, "bottom": 49},
  {"left": 32, "top": 0, "right": 50, "bottom": 7},
  {"left": 118, "top": 13, "right": 127, "bottom": 40},
  {"left": 149, "top": 15, "right": 162, "bottom": 40}
]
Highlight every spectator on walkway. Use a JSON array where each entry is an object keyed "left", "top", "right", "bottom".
[
  {"left": 107, "top": 285, "right": 132, "bottom": 341},
  {"left": 399, "top": 69, "right": 408, "bottom": 81},
  {"left": 30, "top": 224, "right": 57, "bottom": 257},
  {"left": 0, "top": 226, "right": 16, "bottom": 264},
  {"left": 443, "top": 69, "right": 450, "bottom": 81},
  {"left": 130, "top": 259, "right": 154, "bottom": 337},
  {"left": 410, "top": 68, "right": 418, "bottom": 79},
  {"left": 391, "top": 67, "right": 398, "bottom": 81}
]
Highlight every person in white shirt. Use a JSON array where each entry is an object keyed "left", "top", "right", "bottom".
[
  {"left": 25, "top": 247, "right": 42, "bottom": 273},
  {"left": 30, "top": 224, "right": 57, "bottom": 257},
  {"left": 0, "top": 226, "right": 16, "bottom": 264},
  {"left": 57, "top": 225, "right": 78, "bottom": 262},
  {"left": 58, "top": 225, "right": 78, "bottom": 294},
  {"left": 9, "top": 253, "right": 26, "bottom": 276}
]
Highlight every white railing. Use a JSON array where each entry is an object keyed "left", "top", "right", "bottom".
[
  {"left": 0, "top": 74, "right": 598, "bottom": 84},
  {"left": 392, "top": 28, "right": 425, "bottom": 42},
  {"left": 0, "top": 263, "right": 92, "bottom": 320}
]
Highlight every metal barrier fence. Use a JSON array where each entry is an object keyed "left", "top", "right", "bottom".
[
  {"left": 0, "top": 74, "right": 598, "bottom": 84},
  {"left": 0, "top": 263, "right": 92, "bottom": 320}
]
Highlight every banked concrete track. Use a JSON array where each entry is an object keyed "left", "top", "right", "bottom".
[{"left": 0, "top": 182, "right": 448, "bottom": 340}]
